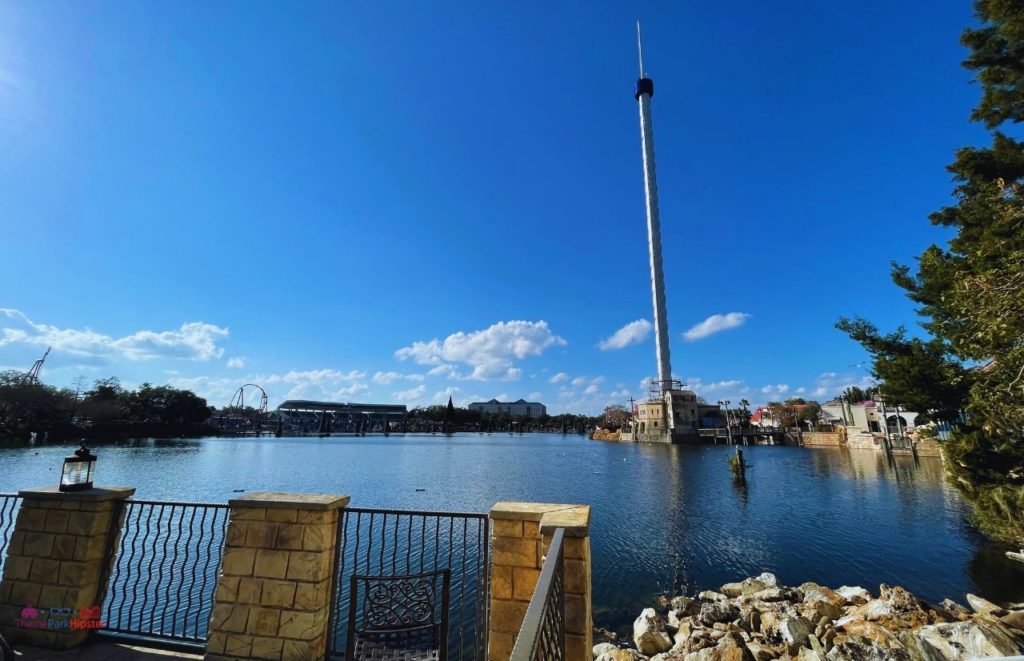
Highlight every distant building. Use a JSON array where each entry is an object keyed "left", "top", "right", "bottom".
[
  {"left": 821, "top": 400, "right": 924, "bottom": 435},
  {"left": 468, "top": 398, "right": 547, "bottom": 418}
]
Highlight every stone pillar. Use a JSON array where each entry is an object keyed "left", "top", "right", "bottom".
[
  {"left": 487, "top": 502, "right": 592, "bottom": 661},
  {"left": 0, "top": 485, "right": 135, "bottom": 649},
  {"left": 205, "top": 492, "right": 349, "bottom": 661}
]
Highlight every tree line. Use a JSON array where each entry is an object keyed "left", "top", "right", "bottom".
[{"left": 0, "top": 372, "right": 215, "bottom": 443}]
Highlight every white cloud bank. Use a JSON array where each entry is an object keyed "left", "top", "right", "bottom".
[
  {"left": 599, "top": 319, "right": 652, "bottom": 350},
  {"left": 0, "top": 308, "right": 228, "bottom": 360},
  {"left": 682, "top": 312, "right": 751, "bottom": 341},
  {"left": 395, "top": 320, "right": 566, "bottom": 381},
  {"left": 227, "top": 357, "right": 246, "bottom": 368}
]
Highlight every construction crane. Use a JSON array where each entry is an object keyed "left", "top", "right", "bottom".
[{"left": 26, "top": 347, "right": 51, "bottom": 384}]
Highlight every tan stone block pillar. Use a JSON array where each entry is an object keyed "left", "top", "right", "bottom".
[
  {"left": 0, "top": 485, "right": 135, "bottom": 650},
  {"left": 487, "top": 502, "right": 592, "bottom": 661},
  {"left": 205, "top": 492, "right": 349, "bottom": 661}
]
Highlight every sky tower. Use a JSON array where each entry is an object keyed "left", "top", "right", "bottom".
[{"left": 635, "top": 23, "right": 673, "bottom": 390}]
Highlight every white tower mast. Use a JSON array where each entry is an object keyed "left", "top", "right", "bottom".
[{"left": 635, "top": 22, "right": 673, "bottom": 391}]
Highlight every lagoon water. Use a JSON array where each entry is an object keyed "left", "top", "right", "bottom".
[{"left": 3, "top": 433, "right": 1022, "bottom": 634}]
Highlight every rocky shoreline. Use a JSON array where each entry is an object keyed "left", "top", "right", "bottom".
[{"left": 594, "top": 575, "right": 1024, "bottom": 660}]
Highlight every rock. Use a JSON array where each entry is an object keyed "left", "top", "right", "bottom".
[
  {"left": 594, "top": 642, "right": 618, "bottom": 658},
  {"left": 780, "top": 616, "right": 813, "bottom": 648},
  {"left": 751, "top": 587, "right": 796, "bottom": 603},
  {"left": 836, "top": 586, "right": 871, "bottom": 606},
  {"left": 796, "top": 647, "right": 824, "bottom": 661},
  {"left": 698, "top": 601, "right": 740, "bottom": 627},
  {"left": 597, "top": 648, "right": 648, "bottom": 661},
  {"left": 837, "top": 599, "right": 892, "bottom": 625},
  {"left": 914, "top": 620, "right": 1023, "bottom": 659},
  {"left": 673, "top": 621, "right": 695, "bottom": 647},
  {"left": 1001, "top": 610, "right": 1024, "bottom": 632},
  {"left": 683, "top": 632, "right": 752, "bottom": 661},
  {"left": 635, "top": 608, "right": 674, "bottom": 656},
  {"left": 672, "top": 596, "right": 699, "bottom": 616},
  {"left": 744, "top": 641, "right": 775, "bottom": 661},
  {"left": 801, "top": 584, "right": 845, "bottom": 610},
  {"left": 758, "top": 573, "right": 778, "bottom": 588},
  {"left": 700, "top": 591, "right": 729, "bottom": 603},
  {"left": 938, "top": 599, "right": 970, "bottom": 620},
  {"left": 721, "top": 583, "right": 746, "bottom": 598},
  {"left": 837, "top": 619, "right": 904, "bottom": 650},
  {"left": 965, "top": 593, "right": 1004, "bottom": 616},
  {"left": 826, "top": 634, "right": 910, "bottom": 661}
]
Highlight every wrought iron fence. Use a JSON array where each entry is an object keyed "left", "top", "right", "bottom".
[
  {"left": 100, "top": 500, "right": 230, "bottom": 646},
  {"left": 328, "top": 507, "right": 490, "bottom": 661},
  {"left": 510, "top": 527, "right": 565, "bottom": 661},
  {"left": 0, "top": 494, "right": 21, "bottom": 577}
]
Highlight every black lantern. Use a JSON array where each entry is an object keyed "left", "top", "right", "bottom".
[{"left": 59, "top": 444, "right": 97, "bottom": 492}]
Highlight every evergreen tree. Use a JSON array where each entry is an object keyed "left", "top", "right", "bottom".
[{"left": 840, "top": 0, "right": 1024, "bottom": 543}]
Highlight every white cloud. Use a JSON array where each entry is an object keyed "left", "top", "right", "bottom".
[
  {"left": 682, "top": 312, "right": 751, "bottom": 341},
  {"left": 549, "top": 372, "right": 569, "bottom": 384},
  {"left": 812, "top": 371, "right": 876, "bottom": 401},
  {"left": 760, "top": 384, "right": 790, "bottom": 398},
  {"left": 257, "top": 368, "right": 368, "bottom": 402},
  {"left": 0, "top": 309, "right": 228, "bottom": 361},
  {"left": 392, "top": 385, "right": 427, "bottom": 402},
  {"left": 373, "top": 371, "right": 425, "bottom": 385},
  {"left": 528, "top": 391, "right": 543, "bottom": 400},
  {"left": 395, "top": 320, "right": 566, "bottom": 380},
  {"left": 609, "top": 389, "right": 631, "bottom": 398},
  {"left": 571, "top": 377, "right": 586, "bottom": 387},
  {"left": 599, "top": 319, "right": 652, "bottom": 350},
  {"left": 584, "top": 384, "right": 599, "bottom": 394},
  {"left": 227, "top": 357, "right": 246, "bottom": 369}
]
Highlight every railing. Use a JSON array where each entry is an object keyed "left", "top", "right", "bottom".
[
  {"left": 510, "top": 528, "right": 565, "bottom": 661},
  {"left": 328, "top": 507, "right": 490, "bottom": 661},
  {"left": 99, "top": 500, "right": 230, "bottom": 647},
  {"left": 0, "top": 494, "right": 21, "bottom": 577}
]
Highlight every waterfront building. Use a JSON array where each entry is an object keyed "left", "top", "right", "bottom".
[
  {"left": 276, "top": 399, "right": 407, "bottom": 431},
  {"left": 821, "top": 399, "right": 923, "bottom": 435},
  {"left": 468, "top": 398, "right": 547, "bottom": 418}
]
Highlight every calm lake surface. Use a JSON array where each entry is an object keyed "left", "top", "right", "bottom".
[{"left": 2, "top": 433, "right": 1022, "bottom": 634}]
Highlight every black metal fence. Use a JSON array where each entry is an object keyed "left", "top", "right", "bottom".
[
  {"left": 510, "top": 528, "right": 565, "bottom": 661},
  {"left": 0, "top": 494, "right": 21, "bottom": 578},
  {"left": 328, "top": 507, "right": 490, "bottom": 661},
  {"left": 100, "top": 500, "right": 230, "bottom": 646}
]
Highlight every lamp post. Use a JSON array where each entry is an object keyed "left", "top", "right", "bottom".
[{"left": 60, "top": 443, "right": 97, "bottom": 492}]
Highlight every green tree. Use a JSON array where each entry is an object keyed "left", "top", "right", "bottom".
[{"left": 839, "top": 1, "right": 1024, "bottom": 544}]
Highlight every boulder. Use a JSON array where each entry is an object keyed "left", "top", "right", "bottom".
[
  {"left": 751, "top": 587, "right": 796, "bottom": 603},
  {"left": 939, "top": 599, "right": 971, "bottom": 620},
  {"left": 744, "top": 641, "right": 776, "bottom": 661},
  {"left": 801, "top": 584, "right": 845, "bottom": 610},
  {"left": 720, "top": 582, "right": 746, "bottom": 598},
  {"left": 699, "top": 591, "right": 729, "bottom": 603},
  {"left": 634, "top": 608, "right": 674, "bottom": 656},
  {"left": 826, "top": 634, "right": 910, "bottom": 661},
  {"left": 672, "top": 596, "right": 699, "bottom": 617},
  {"left": 673, "top": 621, "right": 694, "bottom": 647},
  {"left": 683, "top": 632, "right": 752, "bottom": 661},
  {"left": 1001, "top": 610, "right": 1024, "bottom": 632},
  {"left": 965, "top": 593, "right": 1004, "bottom": 616},
  {"left": 698, "top": 601, "right": 740, "bottom": 627},
  {"left": 837, "top": 619, "right": 904, "bottom": 650},
  {"left": 913, "top": 620, "right": 1023, "bottom": 659},
  {"left": 594, "top": 642, "right": 618, "bottom": 658},
  {"left": 779, "top": 616, "right": 813, "bottom": 648},
  {"left": 836, "top": 586, "right": 871, "bottom": 606},
  {"left": 758, "top": 573, "right": 779, "bottom": 588},
  {"left": 597, "top": 648, "right": 648, "bottom": 661}
]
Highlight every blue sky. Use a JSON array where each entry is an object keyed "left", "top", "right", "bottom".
[{"left": 0, "top": 1, "right": 984, "bottom": 413}]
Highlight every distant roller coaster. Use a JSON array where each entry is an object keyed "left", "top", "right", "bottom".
[{"left": 219, "top": 384, "right": 269, "bottom": 434}]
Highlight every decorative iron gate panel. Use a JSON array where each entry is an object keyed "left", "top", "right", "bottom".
[
  {"left": 328, "top": 507, "right": 490, "bottom": 661},
  {"left": 100, "top": 500, "right": 230, "bottom": 645}
]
